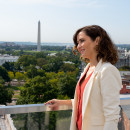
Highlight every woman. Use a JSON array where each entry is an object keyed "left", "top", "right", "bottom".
[{"left": 45, "top": 25, "right": 122, "bottom": 130}]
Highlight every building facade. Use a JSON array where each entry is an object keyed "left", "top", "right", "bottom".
[
  {"left": 0, "top": 54, "right": 19, "bottom": 65},
  {"left": 115, "top": 48, "right": 130, "bottom": 68}
]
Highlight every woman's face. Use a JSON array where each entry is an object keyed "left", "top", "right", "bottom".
[{"left": 77, "top": 31, "right": 98, "bottom": 60}]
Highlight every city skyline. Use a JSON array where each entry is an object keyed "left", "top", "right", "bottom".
[{"left": 0, "top": 0, "right": 130, "bottom": 44}]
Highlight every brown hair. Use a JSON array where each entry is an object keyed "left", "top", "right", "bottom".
[{"left": 73, "top": 25, "right": 118, "bottom": 64}]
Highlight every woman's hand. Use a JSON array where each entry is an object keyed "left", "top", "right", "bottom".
[
  {"left": 45, "top": 99, "right": 72, "bottom": 110},
  {"left": 45, "top": 99, "right": 61, "bottom": 110}
]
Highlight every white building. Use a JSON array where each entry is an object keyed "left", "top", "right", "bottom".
[{"left": 0, "top": 54, "right": 19, "bottom": 65}]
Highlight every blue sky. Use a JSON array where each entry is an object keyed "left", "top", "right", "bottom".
[{"left": 0, "top": 0, "right": 130, "bottom": 44}]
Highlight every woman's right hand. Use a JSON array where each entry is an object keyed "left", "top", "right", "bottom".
[
  {"left": 45, "top": 99, "right": 72, "bottom": 110},
  {"left": 45, "top": 99, "right": 61, "bottom": 110}
]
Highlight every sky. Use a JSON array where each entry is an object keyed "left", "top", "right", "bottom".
[{"left": 0, "top": 0, "right": 130, "bottom": 44}]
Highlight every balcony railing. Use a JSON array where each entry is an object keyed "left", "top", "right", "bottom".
[
  {"left": 0, "top": 98, "right": 130, "bottom": 130},
  {"left": 0, "top": 104, "right": 72, "bottom": 130},
  {"left": 0, "top": 104, "right": 72, "bottom": 115}
]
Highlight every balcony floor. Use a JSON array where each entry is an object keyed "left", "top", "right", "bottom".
[{"left": 0, "top": 115, "right": 7, "bottom": 130}]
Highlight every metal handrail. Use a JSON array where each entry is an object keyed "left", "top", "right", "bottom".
[
  {"left": 0, "top": 97, "right": 129, "bottom": 115},
  {"left": 0, "top": 104, "right": 72, "bottom": 115}
]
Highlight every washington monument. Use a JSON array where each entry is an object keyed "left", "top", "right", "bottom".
[{"left": 37, "top": 21, "right": 41, "bottom": 51}]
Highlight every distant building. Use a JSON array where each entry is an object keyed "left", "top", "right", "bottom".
[
  {"left": 0, "top": 42, "right": 16, "bottom": 46},
  {"left": 120, "top": 71, "right": 130, "bottom": 94},
  {"left": 120, "top": 85, "right": 130, "bottom": 94},
  {"left": 37, "top": 21, "right": 41, "bottom": 52},
  {"left": 63, "top": 61, "right": 74, "bottom": 64},
  {"left": 66, "top": 45, "right": 72, "bottom": 50},
  {"left": 0, "top": 54, "right": 19, "bottom": 65},
  {"left": 48, "top": 53, "right": 56, "bottom": 56},
  {"left": 120, "top": 71, "right": 130, "bottom": 77},
  {"left": 115, "top": 48, "right": 130, "bottom": 68}
]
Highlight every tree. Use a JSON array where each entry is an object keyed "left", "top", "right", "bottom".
[
  {"left": 37, "top": 69, "right": 45, "bottom": 77},
  {"left": 14, "top": 62, "right": 22, "bottom": 71},
  {"left": 17, "top": 75, "right": 59, "bottom": 104},
  {"left": 26, "top": 65, "right": 46, "bottom": 79},
  {"left": 59, "top": 63, "right": 76, "bottom": 72},
  {"left": 0, "top": 84, "right": 13, "bottom": 105},
  {"left": 2, "top": 62, "right": 15, "bottom": 71},
  {"left": 42, "top": 64, "right": 53, "bottom": 72},
  {"left": 0, "top": 66, "right": 10, "bottom": 82},
  {"left": 8, "top": 71, "right": 15, "bottom": 80},
  {"left": 45, "top": 56, "right": 63, "bottom": 72},
  {"left": 58, "top": 71, "right": 77, "bottom": 98},
  {"left": 17, "top": 55, "right": 36, "bottom": 70},
  {"left": 37, "top": 58, "right": 47, "bottom": 68},
  {"left": 35, "top": 52, "right": 46, "bottom": 59},
  {"left": 15, "top": 72, "right": 24, "bottom": 81},
  {"left": 26, "top": 65, "right": 38, "bottom": 79}
]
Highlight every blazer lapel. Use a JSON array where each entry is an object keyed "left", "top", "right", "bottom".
[
  {"left": 70, "top": 62, "right": 90, "bottom": 130},
  {"left": 82, "top": 59, "right": 103, "bottom": 120}
]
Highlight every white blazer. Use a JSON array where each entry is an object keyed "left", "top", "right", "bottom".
[{"left": 70, "top": 59, "right": 122, "bottom": 130}]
